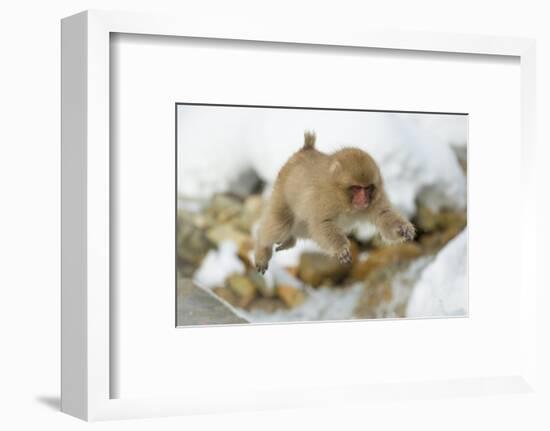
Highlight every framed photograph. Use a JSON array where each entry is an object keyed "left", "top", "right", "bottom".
[
  {"left": 61, "top": 10, "right": 538, "bottom": 421},
  {"left": 175, "top": 103, "right": 468, "bottom": 326}
]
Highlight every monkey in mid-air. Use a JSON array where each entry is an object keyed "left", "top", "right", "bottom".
[{"left": 254, "top": 131, "right": 416, "bottom": 274}]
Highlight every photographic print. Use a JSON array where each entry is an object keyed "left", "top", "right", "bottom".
[{"left": 176, "top": 104, "right": 467, "bottom": 326}]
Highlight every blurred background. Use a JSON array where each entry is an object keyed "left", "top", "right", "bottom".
[{"left": 176, "top": 105, "right": 467, "bottom": 326}]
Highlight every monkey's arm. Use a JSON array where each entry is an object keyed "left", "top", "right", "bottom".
[
  {"left": 367, "top": 194, "right": 415, "bottom": 243},
  {"left": 308, "top": 218, "right": 352, "bottom": 264}
]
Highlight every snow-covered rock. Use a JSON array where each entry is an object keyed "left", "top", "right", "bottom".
[
  {"left": 406, "top": 229, "right": 468, "bottom": 317},
  {"left": 242, "top": 284, "right": 364, "bottom": 323},
  {"left": 177, "top": 106, "right": 467, "bottom": 217},
  {"left": 193, "top": 240, "right": 245, "bottom": 289}
]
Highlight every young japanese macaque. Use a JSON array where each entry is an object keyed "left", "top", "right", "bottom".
[{"left": 254, "top": 131, "right": 415, "bottom": 274}]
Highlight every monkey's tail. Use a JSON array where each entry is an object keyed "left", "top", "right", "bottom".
[{"left": 302, "top": 131, "right": 316, "bottom": 150}]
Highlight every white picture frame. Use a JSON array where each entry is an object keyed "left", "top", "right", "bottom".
[{"left": 61, "top": 9, "right": 538, "bottom": 421}]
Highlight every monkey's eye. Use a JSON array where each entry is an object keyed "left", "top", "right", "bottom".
[{"left": 366, "top": 184, "right": 376, "bottom": 198}]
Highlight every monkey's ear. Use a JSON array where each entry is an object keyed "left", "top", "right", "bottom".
[{"left": 329, "top": 160, "right": 342, "bottom": 176}]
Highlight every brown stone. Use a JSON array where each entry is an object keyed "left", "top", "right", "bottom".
[
  {"left": 248, "top": 297, "right": 287, "bottom": 313},
  {"left": 414, "top": 205, "right": 466, "bottom": 233},
  {"left": 451, "top": 144, "right": 467, "bottom": 174},
  {"left": 285, "top": 266, "right": 299, "bottom": 278},
  {"left": 419, "top": 225, "right": 463, "bottom": 253},
  {"left": 355, "top": 278, "right": 394, "bottom": 319},
  {"left": 276, "top": 285, "right": 306, "bottom": 308},
  {"left": 212, "top": 287, "right": 239, "bottom": 307},
  {"left": 298, "top": 252, "right": 352, "bottom": 287},
  {"left": 233, "top": 195, "right": 264, "bottom": 233},
  {"left": 176, "top": 210, "right": 214, "bottom": 267},
  {"left": 192, "top": 212, "right": 216, "bottom": 229},
  {"left": 247, "top": 269, "right": 274, "bottom": 297},
  {"left": 351, "top": 242, "right": 423, "bottom": 281},
  {"left": 225, "top": 274, "right": 257, "bottom": 308},
  {"left": 237, "top": 241, "right": 254, "bottom": 268},
  {"left": 207, "top": 194, "right": 243, "bottom": 223},
  {"left": 206, "top": 224, "right": 253, "bottom": 249},
  {"left": 354, "top": 270, "right": 399, "bottom": 319}
]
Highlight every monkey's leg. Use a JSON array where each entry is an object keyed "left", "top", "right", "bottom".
[
  {"left": 368, "top": 201, "right": 415, "bottom": 243},
  {"left": 309, "top": 220, "right": 351, "bottom": 264},
  {"left": 254, "top": 208, "right": 293, "bottom": 273},
  {"left": 275, "top": 236, "right": 296, "bottom": 252},
  {"left": 254, "top": 244, "right": 272, "bottom": 275}
]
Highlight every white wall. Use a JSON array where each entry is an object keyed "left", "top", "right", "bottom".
[{"left": 1, "top": 1, "right": 548, "bottom": 430}]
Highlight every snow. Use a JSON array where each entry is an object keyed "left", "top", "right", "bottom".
[
  {"left": 242, "top": 284, "right": 364, "bottom": 323},
  {"left": 413, "top": 114, "right": 468, "bottom": 148},
  {"left": 177, "top": 106, "right": 467, "bottom": 217},
  {"left": 406, "top": 230, "right": 468, "bottom": 317},
  {"left": 262, "top": 239, "right": 323, "bottom": 271},
  {"left": 192, "top": 235, "right": 364, "bottom": 323},
  {"left": 193, "top": 240, "right": 245, "bottom": 289}
]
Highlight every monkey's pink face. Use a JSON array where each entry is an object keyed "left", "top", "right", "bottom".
[{"left": 349, "top": 185, "right": 375, "bottom": 210}]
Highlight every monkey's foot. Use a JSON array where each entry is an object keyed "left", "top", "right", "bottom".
[
  {"left": 275, "top": 237, "right": 296, "bottom": 252},
  {"left": 255, "top": 262, "right": 268, "bottom": 274},
  {"left": 254, "top": 246, "right": 272, "bottom": 275},
  {"left": 336, "top": 247, "right": 352, "bottom": 265}
]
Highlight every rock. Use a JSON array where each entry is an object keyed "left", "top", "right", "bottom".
[
  {"left": 246, "top": 269, "right": 274, "bottom": 297},
  {"left": 434, "top": 210, "right": 466, "bottom": 231},
  {"left": 394, "top": 302, "right": 407, "bottom": 317},
  {"left": 298, "top": 251, "right": 353, "bottom": 287},
  {"left": 176, "top": 278, "right": 248, "bottom": 326},
  {"left": 206, "top": 224, "right": 252, "bottom": 249},
  {"left": 233, "top": 194, "right": 264, "bottom": 233},
  {"left": 356, "top": 278, "right": 393, "bottom": 318},
  {"left": 451, "top": 144, "right": 467, "bottom": 174},
  {"left": 419, "top": 225, "right": 463, "bottom": 253},
  {"left": 237, "top": 241, "right": 254, "bottom": 268},
  {"left": 354, "top": 260, "right": 423, "bottom": 319},
  {"left": 276, "top": 285, "right": 306, "bottom": 308},
  {"left": 206, "top": 193, "right": 243, "bottom": 223},
  {"left": 248, "top": 297, "right": 287, "bottom": 313},
  {"left": 227, "top": 168, "right": 264, "bottom": 198},
  {"left": 191, "top": 212, "right": 216, "bottom": 229},
  {"left": 351, "top": 242, "right": 423, "bottom": 281},
  {"left": 176, "top": 210, "right": 214, "bottom": 267},
  {"left": 212, "top": 287, "right": 239, "bottom": 307},
  {"left": 177, "top": 263, "right": 196, "bottom": 278},
  {"left": 285, "top": 266, "right": 299, "bottom": 278},
  {"left": 414, "top": 206, "right": 438, "bottom": 232},
  {"left": 414, "top": 205, "right": 466, "bottom": 233},
  {"left": 412, "top": 205, "right": 466, "bottom": 253},
  {"left": 225, "top": 274, "right": 257, "bottom": 308}
]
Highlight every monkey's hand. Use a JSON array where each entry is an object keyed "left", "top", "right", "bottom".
[
  {"left": 336, "top": 246, "right": 352, "bottom": 265},
  {"left": 383, "top": 219, "right": 416, "bottom": 243},
  {"left": 379, "top": 217, "right": 416, "bottom": 244},
  {"left": 398, "top": 221, "right": 416, "bottom": 241}
]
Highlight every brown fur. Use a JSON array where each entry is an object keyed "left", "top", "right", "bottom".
[{"left": 254, "top": 131, "right": 415, "bottom": 273}]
